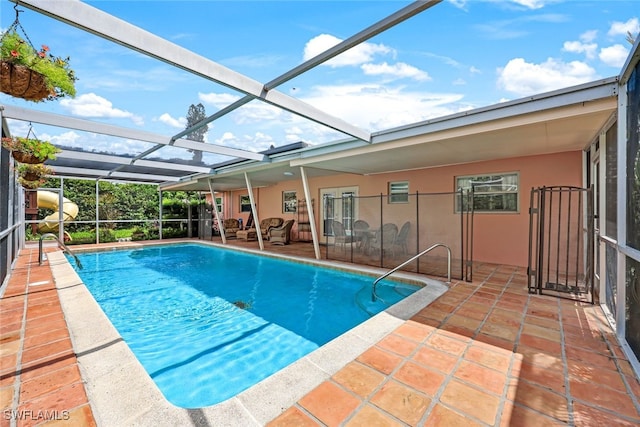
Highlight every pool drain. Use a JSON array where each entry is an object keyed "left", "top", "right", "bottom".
[{"left": 233, "top": 301, "right": 251, "bottom": 309}]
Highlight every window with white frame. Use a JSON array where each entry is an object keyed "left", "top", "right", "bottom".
[
  {"left": 455, "top": 172, "right": 519, "bottom": 212},
  {"left": 388, "top": 181, "right": 409, "bottom": 203}
]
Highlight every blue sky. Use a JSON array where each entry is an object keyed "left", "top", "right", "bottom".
[{"left": 1, "top": 0, "right": 638, "bottom": 164}]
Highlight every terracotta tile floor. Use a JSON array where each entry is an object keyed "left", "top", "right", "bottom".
[
  {"left": 2, "top": 240, "right": 640, "bottom": 426},
  {"left": 1, "top": 247, "right": 95, "bottom": 427}
]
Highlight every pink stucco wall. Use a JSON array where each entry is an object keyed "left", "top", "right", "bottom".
[{"left": 215, "top": 150, "right": 583, "bottom": 267}]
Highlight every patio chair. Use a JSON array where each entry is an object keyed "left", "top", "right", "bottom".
[
  {"left": 269, "top": 219, "right": 295, "bottom": 245},
  {"left": 393, "top": 221, "right": 411, "bottom": 256},
  {"left": 260, "top": 217, "right": 284, "bottom": 239},
  {"left": 221, "top": 218, "right": 241, "bottom": 238},
  {"left": 369, "top": 223, "right": 398, "bottom": 256},
  {"left": 353, "top": 219, "right": 370, "bottom": 251},
  {"left": 331, "top": 220, "right": 354, "bottom": 251},
  {"left": 241, "top": 217, "right": 284, "bottom": 240}
]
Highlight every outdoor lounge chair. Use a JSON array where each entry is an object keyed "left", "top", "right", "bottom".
[
  {"left": 239, "top": 217, "right": 284, "bottom": 240},
  {"left": 259, "top": 217, "right": 284, "bottom": 239},
  {"left": 221, "top": 218, "right": 241, "bottom": 238},
  {"left": 269, "top": 219, "right": 295, "bottom": 245}
]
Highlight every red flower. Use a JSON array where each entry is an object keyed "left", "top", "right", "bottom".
[
  {"left": 10, "top": 50, "right": 19, "bottom": 57},
  {"left": 41, "top": 45, "right": 49, "bottom": 52},
  {"left": 38, "top": 51, "right": 46, "bottom": 58}
]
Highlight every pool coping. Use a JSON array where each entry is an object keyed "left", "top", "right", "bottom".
[{"left": 48, "top": 240, "right": 449, "bottom": 426}]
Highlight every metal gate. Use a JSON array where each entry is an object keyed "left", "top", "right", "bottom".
[{"left": 528, "top": 186, "right": 594, "bottom": 303}]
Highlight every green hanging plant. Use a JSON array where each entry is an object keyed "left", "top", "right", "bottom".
[
  {"left": 1, "top": 136, "right": 60, "bottom": 164},
  {"left": 16, "top": 163, "right": 54, "bottom": 181},
  {"left": 0, "top": 29, "right": 77, "bottom": 102}
]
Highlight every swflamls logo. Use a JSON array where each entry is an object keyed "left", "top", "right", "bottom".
[{"left": 3, "top": 409, "right": 71, "bottom": 421}]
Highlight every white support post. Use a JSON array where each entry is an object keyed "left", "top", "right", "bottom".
[
  {"left": 95, "top": 180, "right": 100, "bottom": 244},
  {"left": 58, "top": 178, "right": 64, "bottom": 240},
  {"left": 616, "top": 85, "right": 627, "bottom": 337},
  {"left": 208, "top": 179, "right": 226, "bottom": 244},
  {"left": 300, "top": 166, "right": 320, "bottom": 259},
  {"left": 244, "top": 172, "right": 263, "bottom": 250},
  {"left": 158, "top": 190, "right": 163, "bottom": 240}
]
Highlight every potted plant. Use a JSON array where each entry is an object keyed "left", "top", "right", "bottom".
[
  {"left": 18, "top": 176, "right": 46, "bottom": 189},
  {"left": 16, "top": 163, "right": 54, "bottom": 181},
  {"left": 1, "top": 136, "right": 60, "bottom": 164},
  {"left": 0, "top": 30, "right": 76, "bottom": 102}
]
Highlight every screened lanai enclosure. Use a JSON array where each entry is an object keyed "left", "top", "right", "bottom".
[{"left": 2, "top": 0, "right": 640, "bottom": 380}]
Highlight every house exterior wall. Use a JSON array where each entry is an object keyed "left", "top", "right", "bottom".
[{"left": 219, "top": 150, "right": 583, "bottom": 267}]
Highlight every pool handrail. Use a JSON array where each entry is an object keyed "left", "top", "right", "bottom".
[
  {"left": 39, "top": 233, "right": 83, "bottom": 269},
  {"left": 372, "top": 243, "right": 451, "bottom": 302}
]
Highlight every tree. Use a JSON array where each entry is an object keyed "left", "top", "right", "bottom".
[{"left": 185, "top": 103, "right": 208, "bottom": 164}]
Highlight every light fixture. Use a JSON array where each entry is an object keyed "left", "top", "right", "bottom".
[{"left": 283, "top": 171, "right": 294, "bottom": 176}]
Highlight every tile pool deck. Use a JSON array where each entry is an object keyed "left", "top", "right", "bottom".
[{"left": 1, "top": 239, "right": 640, "bottom": 426}]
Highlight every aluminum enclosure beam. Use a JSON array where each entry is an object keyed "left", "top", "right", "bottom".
[
  {"left": 15, "top": 0, "right": 370, "bottom": 142},
  {"left": 57, "top": 150, "right": 212, "bottom": 174},
  {"left": 51, "top": 166, "right": 179, "bottom": 182},
  {"left": 0, "top": 105, "right": 265, "bottom": 161}
]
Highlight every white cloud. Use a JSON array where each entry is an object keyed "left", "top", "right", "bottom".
[
  {"left": 59, "top": 93, "right": 144, "bottom": 125},
  {"left": 300, "top": 83, "right": 464, "bottom": 131},
  {"left": 497, "top": 57, "right": 597, "bottom": 96},
  {"left": 303, "top": 34, "right": 393, "bottom": 67},
  {"left": 580, "top": 30, "right": 598, "bottom": 43},
  {"left": 562, "top": 40, "right": 597, "bottom": 59},
  {"left": 157, "top": 113, "right": 186, "bottom": 129},
  {"left": 212, "top": 130, "right": 275, "bottom": 153},
  {"left": 361, "top": 62, "right": 430, "bottom": 81},
  {"left": 452, "top": 78, "right": 467, "bottom": 86},
  {"left": 510, "top": 0, "right": 548, "bottom": 10},
  {"left": 608, "top": 18, "right": 640, "bottom": 37},
  {"left": 599, "top": 44, "right": 630, "bottom": 67},
  {"left": 469, "top": 66, "right": 481, "bottom": 74},
  {"left": 198, "top": 92, "right": 242, "bottom": 108}
]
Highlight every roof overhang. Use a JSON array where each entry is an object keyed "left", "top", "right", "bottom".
[
  {"left": 161, "top": 78, "right": 618, "bottom": 191},
  {"left": 290, "top": 77, "right": 619, "bottom": 175}
]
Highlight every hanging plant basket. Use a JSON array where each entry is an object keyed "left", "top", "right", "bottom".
[
  {"left": 11, "top": 149, "right": 42, "bottom": 164},
  {"left": 2, "top": 136, "right": 60, "bottom": 164},
  {"left": 17, "top": 163, "right": 53, "bottom": 182},
  {"left": 0, "top": 8, "right": 76, "bottom": 103},
  {"left": 18, "top": 176, "right": 45, "bottom": 189},
  {"left": 0, "top": 60, "right": 52, "bottom": 101},
  {"left": 20, "top": 170, "right": 41, "bottom": 181}
]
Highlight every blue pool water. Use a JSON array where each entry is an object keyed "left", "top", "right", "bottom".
[{"left": 68, "top": 243, "right": 419, "bottom": 408}]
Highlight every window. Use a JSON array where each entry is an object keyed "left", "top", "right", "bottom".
[
  {"left": 455, "top": 172, "right": 519, "bottom": 212},
  {"left": 388, "top": 181, "right": 409, "bottom": 203},
  {"left": 214, "top": 197, "right": 223, "bottom": 213},
  {"left": 239, "top": 195, "right": 251, "bottom": 212}
]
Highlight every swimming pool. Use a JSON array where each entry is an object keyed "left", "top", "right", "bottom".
[{"left": 68, "top": 243, "right": 420, "bottom": 408}]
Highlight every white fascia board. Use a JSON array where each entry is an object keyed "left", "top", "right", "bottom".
[
  {"left": 372, "top": 77, "right": 619, "bottom": 144},
  {"left": 1, "top": 105, "right": 266, "bottom": 161},
  {"left": 56, "top": 150, "right": 212, "bottom": 174},
  {"left": 17, "top": 0, "right": 370, "bottom": 142}
]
